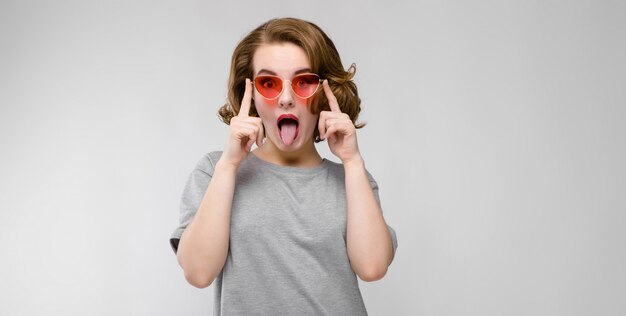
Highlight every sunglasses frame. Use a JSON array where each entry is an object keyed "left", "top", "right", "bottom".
[{"left": 253, "top": 73, "right": 324, "bottom": 100}]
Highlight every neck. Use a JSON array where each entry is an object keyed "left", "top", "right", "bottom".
[{"left": 253, "top": 138, "right": 322, "bottom": 168}]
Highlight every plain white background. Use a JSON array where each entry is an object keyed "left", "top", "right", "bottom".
[{"left": 1, "top": 0, "right": 625, "bottom": 315}]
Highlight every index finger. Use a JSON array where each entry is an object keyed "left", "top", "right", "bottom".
[
  {"left": 322, "top": 79, "right": 342, "bottom": 113},
  {"left": 238, "top": 78, "right": 253, "bottom": 117}
]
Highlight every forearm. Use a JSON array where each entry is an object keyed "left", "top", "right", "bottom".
[
  {"left": 176, "top": 160, "right": 237, "bottom": 288},
  {"left": 344, "top": 156, "right": 394, "bottom": 282}
]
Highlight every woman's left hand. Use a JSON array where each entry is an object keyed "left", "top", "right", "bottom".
[{"left": 318, "top": 80, "right": 361, "bottom": 164}]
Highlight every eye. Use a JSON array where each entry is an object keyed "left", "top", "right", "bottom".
[
  {"left": 259, "top": 78, "right": 275, "bottom": 89},
  {"left": 294, "top": 76, "right": 314, "bottom": 87}
]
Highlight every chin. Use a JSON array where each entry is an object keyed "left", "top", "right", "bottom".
[{"left": 277, "top": 140, "right": 302, "bottom": 152}]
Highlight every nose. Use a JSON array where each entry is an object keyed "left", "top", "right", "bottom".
[{"left": 278, "top": 80, "right": 295, "bottom": 108}]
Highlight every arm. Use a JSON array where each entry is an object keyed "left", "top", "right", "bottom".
[
  {"left": 176, "top": 79, "right": 263, "bottom": 288},
  {"left": 344, "top": 156, "right": 394, "bottom": 282},
  {"left": 317, "top": 80, "right": 394, "bottom": 282},
  {"left": 176, "top": 161, "right": 237, "bottom": 288}
]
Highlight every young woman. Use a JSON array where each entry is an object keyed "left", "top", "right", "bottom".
[{"left": 170, "top": 17, "right": 398, "bottom": 315}]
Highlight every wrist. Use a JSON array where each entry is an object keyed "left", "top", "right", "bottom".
[
  {"left": 215, "top": 158, "right": 241, "bottom": 174},
  {"left": 342, "top": 154, "right": 365, "bottom": 170}
]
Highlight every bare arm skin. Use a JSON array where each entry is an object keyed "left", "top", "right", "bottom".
[
  {"left": 318, "top": 80, "right": 395, "bottom": 282},
  {"left": 176, "top": 80, "right": 263, "bottom": 288},
  {"left": 176, "top": 162, "right": 237, "bottom": 288},
  {"left": 344, "top": 156, "right": 394, "bottom": 282}
]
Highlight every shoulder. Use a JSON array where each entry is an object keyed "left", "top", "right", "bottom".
[
  {"left": 325, "top": 159, "right": 379, "bottom": 188},
  {"left": 324, "top": 158, "right": 343, "bottom": 171},
  {"left": 192, "top": 151, "right": 223, "bottom": 175}
]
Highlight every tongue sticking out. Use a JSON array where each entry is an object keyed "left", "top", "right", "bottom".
[{"left": 279, "top": 120, "right": 298, "bottom": 146}]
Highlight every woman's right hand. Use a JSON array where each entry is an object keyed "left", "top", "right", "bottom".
[{"left": 220, "top": 78, "right": 264, "bottom": 169}]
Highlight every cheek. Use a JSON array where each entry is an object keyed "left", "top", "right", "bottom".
[
  {"left": 253, "top": 104, "right": 275, "bottom": 131},
  {"left": 301, "top": 115, "right": 320, "bottom": 131},
  {"left": 254, "top": 99, "right": 278, "bottom": 123},
  {"left": 254, "top": 91, "right": 279, "bottom": 108},
  {"left": 254, "top": 95, "right": 278, "bottom": 108},
  {"left": 306, "top": 93, "right": 323, "bottom": 113}
]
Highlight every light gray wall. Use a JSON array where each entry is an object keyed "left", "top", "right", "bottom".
[{"left": 1, "top": 0, "right": 625, "bottom": 315}]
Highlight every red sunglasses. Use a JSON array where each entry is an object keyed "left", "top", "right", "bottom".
[{"left": 253, "top": 73, "right": 323, "bottom": 100}]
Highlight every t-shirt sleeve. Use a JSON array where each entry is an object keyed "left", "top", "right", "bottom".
[
  {"left": 169, "top": 152, "right": 220, "bottom": 254},
  {"left": 365, "top": 171, "right": 399, "bottom": 261}
]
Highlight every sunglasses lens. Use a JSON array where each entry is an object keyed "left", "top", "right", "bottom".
[
  {"left": 254, "top": 74, "right": 320, "bottom": 99},
  {"left": 292, "top": 74, "right": 320, "bottom": 98},
  {"left": 255, "top": 76, "right": 282, "bottom": 99}
]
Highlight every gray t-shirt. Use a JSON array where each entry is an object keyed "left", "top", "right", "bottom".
[{"left": 171, "top": 151, "right": 398, "bottom": 315}]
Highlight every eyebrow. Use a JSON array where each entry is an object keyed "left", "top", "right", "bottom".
[{"left": 256, "top": 68, "right": 313, "bottom": 76}]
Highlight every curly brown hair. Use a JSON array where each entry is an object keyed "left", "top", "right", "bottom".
[{"left": 217, "top": 17, "right": 364, "bottom": 142}]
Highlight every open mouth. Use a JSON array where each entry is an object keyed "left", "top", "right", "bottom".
[{"left": 277, "top": 114, "right": 299, "bottom": 146}]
